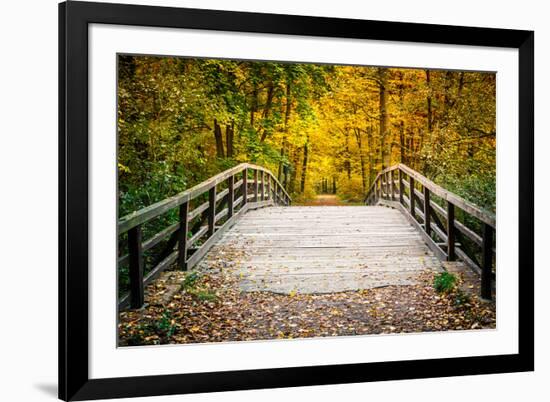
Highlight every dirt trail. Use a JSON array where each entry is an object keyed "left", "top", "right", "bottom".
[{"left": 301, "top": 194, "right": 344, "bottom": 206}]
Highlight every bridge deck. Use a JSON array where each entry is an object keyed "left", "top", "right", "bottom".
[{"left": 203, "top": 205, "right": 443, "bottom": 294}]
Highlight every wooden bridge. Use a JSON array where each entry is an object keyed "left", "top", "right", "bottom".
[{"left": 118, "top": 163, "right": 495, "bottom": 310}]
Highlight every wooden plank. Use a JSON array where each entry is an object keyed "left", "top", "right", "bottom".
[
  {"left": 481, "top": 223, "right": 494, "bottom": 300},
  {"left": 409, "top": 176, "right": 415, "bottom": 218},
  {"left": 398, "top": 164, "right": 495, "bottom": 227},
  {"left": 188, "top": 226, "right": 208, "bottom": 248},
  {"left": 390, "top": 170, "right": 395, "bottom": 201},
  {"left": 143, "top": 250, "right": 178, "bottom": 287},
  {"left": 263, "top": 171, "right": 267, "bottom": 201},
  {"left": 455, "top": 247, "right": 481, "bottom": 275},
  {"left": 214, "top": 203, "right": 446, "bottom": 294},
  {"left": 215, "top": 208, "right": 228, "bottom": 223},
  {"left": 188, "top": 201, "right": 208, "bottom": 221},
  {"left": 177, "top": 202, "right": 189, "bottom": 270},
  {"left": 248, "top": 164, "right": 291, "bottom": 201},
  {"left": 398, "top": 169, "right": 404, "bottom": 205},
  {"left": 254, "top": 169, "right": 259, "bottom": 202},
  {"left": 234, "top": 196, "right": 243, "bottom": 209},
  {"left": 118, "top": 222, "right": 180, "bottom": 266},
  {"left": 216, "top": 187, "right": 229, "bottom": 203},
  {"left": 242, "top": 168, "right": 248, "bottom": 206},
  {"left": 227, "top": 175, "right": 234, "bottom": 218},
  {"left": 118, "top": 163, "right": 247, "bottom": 233},
  {"left": 447, "top": 202, "right": 456, "bottom": 261},
  {"left": 424, "top": 187, "right": 431, "bottom": 237},
  {"left": 389, "top": 201, "right": 447, "bottom": 261},
  {"left": 118, "top": 163, "right": 291, "bottom": 234},
  {"left": 208, "top": 186, "right": 216, "bottom": 237},
  {"left": 186, "top": 204, "right": 249, "bottom": 269},
  {"left": 127, "top": 226, "right": 144, "bottom": 308}
]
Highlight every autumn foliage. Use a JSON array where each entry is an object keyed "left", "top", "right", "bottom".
[{"left": 118, "top": 56, "right": 495, "bottom": 213}]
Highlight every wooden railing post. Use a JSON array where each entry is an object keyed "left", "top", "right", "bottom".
[
  {"left": 267, "top": 175, "right": 272, "bottom": 201},
  {"left": 446, "top": 202, "right": 456, "bottom": 261},
  {"left": 227, "top": 174, "right": 234, "bottom": 218},
  {"left": 481, "top": 223, "right": 494, "bottom": 300},
  {"left": 177, "top": 201, "right": 189, "bottom": 271},
  {"left": 254, "top": 169, "right": 259, "bottom": 202},
  {"left": 261, "top": 171, "right": 265, "bottom": 201},
  {"left": 409, "top": 175, "right": 415, "bottom": 218},
  {"left": 390, "top": 170, "right": 395, "bottom": 201},
  {"left": 242, "top": 168, "right": 248, "bottom": 206},
  {"left": 398, "top": 169, "right": 404, "bottom": 205},
  {"left": 423, "top": 186, "right": 431, "bottom": 237},
  {"left": 208, "top": 186, "right": 216, "bottom": 237},
  {"left": 128, "top": 225, "right": 144, "bottom": 308}
]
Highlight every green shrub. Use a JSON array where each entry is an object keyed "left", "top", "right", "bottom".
[{"left": 433, "top": 272, "right": 457, "bottom": 293}]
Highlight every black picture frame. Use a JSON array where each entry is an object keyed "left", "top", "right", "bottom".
[{"left": 59, "top": 1, "right": 534, "bottom": 400}]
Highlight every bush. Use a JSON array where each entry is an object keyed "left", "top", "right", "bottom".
[{"left": 433, "top": 272, "right": 457, "bottom": 293}]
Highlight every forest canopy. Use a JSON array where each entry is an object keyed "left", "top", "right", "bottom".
[{"left": 117, "top": 55, "right": 496, "bottom": 216}]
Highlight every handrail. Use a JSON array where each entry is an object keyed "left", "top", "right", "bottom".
[
  {"left": 364, "top": 164, "right": 495, "bottom": 300},
  {"left": 119, "top": 163, "right": 290, "bottom": 234},
  {"left": 118, "top": 163, "right": 291, "bottom": 309},
  {"left": 365, "top": 164, "right": 495, "bottom": 227}
]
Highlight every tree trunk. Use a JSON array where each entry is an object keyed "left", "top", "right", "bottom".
[
  {"left": 426, "top": 70, "right": 433, "bottom": 134},
  {"left": 289, "top": 149, "right": 300, "bottom": 194},
  {"left": 259, "top": 82, "right": 275, "bottom": 143},
  {"left": 213, "top": 119, "right": 225, "bottom": 158},
  {"left": 366, "top": 125, "right": 375, "bottom": 187},
  {"left": 399, "top": 121, "right": 405, "bottom": 163},
  {"left": 378, "top": 68, "right": 389, "bottom": 168},
  {"left": 344, "top": 130, "right": 351, "bottom": 180},
  {"left": 250, "top": 84, "right": 258, "bottom": 127},
  {"left": 300, "top": 138, "right": 309, "bottom": 193},
  {"left": 355, "top": 129, "right": 367, "bottom": 194},
  {"left": 225, "top": 122, "right": 234, "bottom": 158},
  {"left": 278, "top": 82, "right": 292, "bottom": 181}
]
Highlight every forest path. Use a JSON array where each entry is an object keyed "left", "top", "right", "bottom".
[
  {"left": 204, "top": 206, "right": 443, "bottom": 294},
  {"left": 301, "top": 194, "right": 344, "bottom": 206}
]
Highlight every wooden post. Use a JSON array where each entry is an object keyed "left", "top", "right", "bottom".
[
  {"left": 128, "top": 225, "right": 144, "bottom": 308},
  {"left": 423, "top": 187, "right": 431, "bottom": 236},
  {"left": 254, "top": 169, "right": 259, "bottom": 202},
  {"left": 227, "top": 175, "right": 234, "bottom": 218},
  {"left": 177, "top": 202, "right": 189, "bottom": 270},
  {"left": 446, "top": 202, "right": 456, "bottom": 261},
  {"left": 409, "top": 175, "right": 415, "bottom": 218},
  {"left": 390, "top": 170, "right": 395, "bottom": 201},
  {"left": 398, "top": 169, "right": 404, "bottom": 205},
  {"left": 208, "top": 186, "right": 216, "bottom": 237},
  {"left": 267, "top": 175, "right": 272, "bottom": 201},
  {"left": 260, "top": 171, "right": 265, "bottom": 201},
  {"left": 481, "top": 223, "right": 494, "bottom": 300},
  {"left": 242, "top": 168, "right": 248, "bottom": 206}
]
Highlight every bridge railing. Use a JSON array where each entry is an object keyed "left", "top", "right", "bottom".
[
  {"left": 365, "top": 164, "right": 496, "bottom": 300},
  {"left": 118, "top": 163, "right": 291, "bottom": 309}
]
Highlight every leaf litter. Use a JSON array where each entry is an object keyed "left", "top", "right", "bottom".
[{"left": 118, "top": 245, "right": 496, "bottom": 346}]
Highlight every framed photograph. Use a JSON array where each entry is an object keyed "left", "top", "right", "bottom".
[{"left": 59, "top": 1, "right": 534, "bottom": 400}]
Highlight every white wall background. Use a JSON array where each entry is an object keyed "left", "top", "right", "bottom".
[{"left": 0, "top": 0, "right": 545, "bottom": 401}]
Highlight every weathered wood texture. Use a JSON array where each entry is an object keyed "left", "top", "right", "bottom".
[
  {"left": 118, "top": 163, "right": 290, "bottom": 309},
  {"left": 365, "top": 164, "right": 496, "bottom": 300},
  {"left": 211, "top": 206, "right": 443, "bottom": 294}
]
